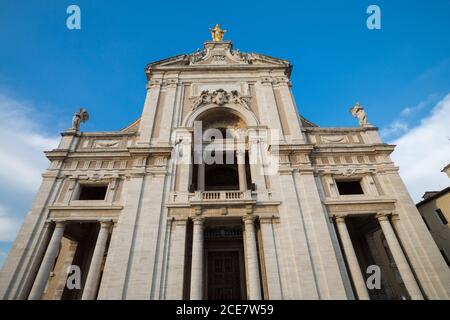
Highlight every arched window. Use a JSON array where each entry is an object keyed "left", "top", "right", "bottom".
[{"left": 190, "top": 108, "right": 252, "bottom": 191}]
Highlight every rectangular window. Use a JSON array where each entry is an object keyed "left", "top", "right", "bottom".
[
  {"left": 336, "top": 180, "right": 364, "bottom": 195},
  {"left": 78, "top": 185, "right": 108, "bottom": 200},
  {"left": 436, "top": 209, "right": 448, "bottom": 225}
]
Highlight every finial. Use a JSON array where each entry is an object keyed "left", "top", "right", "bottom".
[{"left": 209, "top": 23, "right": 227, "bottom": 41}]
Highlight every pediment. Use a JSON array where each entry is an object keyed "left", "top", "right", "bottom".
[
  {"left": 146, "top": 54, "right": 190, "bottom": 69},
  {"left": 120, "top": 118, "right": 141, "bottom": 133},
  {"left": 146, "top": 41, "right": 290, "bottom": 71},
  {"left": 190, "top": 41, "right": 289, "bottom": 66}
]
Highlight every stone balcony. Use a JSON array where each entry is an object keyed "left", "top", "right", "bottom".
[{"left": 188, "top": 190, "right": 255, "bottom": 205}]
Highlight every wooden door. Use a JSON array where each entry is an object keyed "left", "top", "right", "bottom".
[{"left": 207, "top": 251, "right": 242, "bottom": 300}]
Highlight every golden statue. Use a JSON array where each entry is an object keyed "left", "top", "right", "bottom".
[{"left": 209, "top": 23, "right": 227, "bottom": 41}]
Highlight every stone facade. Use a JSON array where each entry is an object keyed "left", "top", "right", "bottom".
[{"left": 1, "top": 36, "right": 449, "bottom": 300}]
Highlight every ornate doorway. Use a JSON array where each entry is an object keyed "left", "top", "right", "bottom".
[{"left": 204, "top": 224, "right": 246, "bottom": 300}]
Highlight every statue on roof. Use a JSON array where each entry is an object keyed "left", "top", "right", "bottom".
[
  {"left": 209, "top": 23, "right": 227, "bottom": 41},
  {"left": 71, "top": 108, "right": 89, "bottom": 131},
  {"left": 349, "top": 102, "right": 370, "bottom": 127}
]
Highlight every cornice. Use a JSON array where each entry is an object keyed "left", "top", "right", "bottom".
[
  {"left": 311, "top": 144, "right": 395, "bottom": 154},
  {"left": 323, "top": 197, "right": 396, "bottom": 206},
  {"left": 305, "top": 126, "right": 379, "bottom": 133}
]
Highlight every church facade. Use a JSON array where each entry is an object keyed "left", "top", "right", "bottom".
[{"left": 1, "top": 28, "right": 449, "bottom": 300}]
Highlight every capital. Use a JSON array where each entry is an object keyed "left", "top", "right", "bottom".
[
  {"left": 242, "top": 215, "right": 257, "bottom": 224},
  {"left": 259, "top": 216, "right": 278, "bottom": 224},
  {"left": 236, "top": 148, "right": 246, "bottom": 156},
  {"left": 375, "top": 212, "right": 391, "bottom": 221},
  {"left": 43, "top": 220, "right": 53, "bottom": 228},
  {"left": 174, "top": 217, "right": 188, "bottom": 226},
  {"left": 192, "top": 216, "right": 205, "bottom": 225},
  {"left": 54, "top": 220, "right": 66, "bottom": 228},
  {"left": 334, "top": 214, "right": 347, "bottom": 223},
  {"left": 146, "top": 79, "right": 161, "bottom": 89},
  {"left": 99, "top": 220, "right": 113, "bottom": 228}
]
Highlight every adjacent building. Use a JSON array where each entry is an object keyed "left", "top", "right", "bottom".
[{"left": 417, "top": 165, "right": 450, "bottom": 268}]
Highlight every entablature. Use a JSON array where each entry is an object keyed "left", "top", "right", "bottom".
[{"left": 323, "top": 197, "right": 396, "bottom": 216}]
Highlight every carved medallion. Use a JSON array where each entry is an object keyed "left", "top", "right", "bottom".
[{"left": 191, "top": 89, "right": 251, "bottom": 110}]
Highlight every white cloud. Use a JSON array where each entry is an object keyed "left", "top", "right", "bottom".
[
  {"left": 381, "top": 93, "right": 439, "bottom": 140},
  {"left": 0, "top": 92, "right": 59, "bottom": 247},
  {"left": 390, "top": 93, "right": 450, "bottom": 202},
  {"left": 0, "top": 93, "right": 59, "bottom": 192},
  {"left": 399, "top": 93, "right": 438, "bottom": 117},
  {"left": 0, "top": 205, "right": 20, "bottom": 242},
  {"left": 380, "top": 120, "right": 408, "bottom": 139}
]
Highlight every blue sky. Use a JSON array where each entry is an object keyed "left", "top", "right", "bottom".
[{"left": 0, "top": 1, "right": 449, "bottom": 266}]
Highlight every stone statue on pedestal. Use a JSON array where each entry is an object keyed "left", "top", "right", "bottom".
[{"left": 349, "top": 102, "right": 370, "bottom": 127}]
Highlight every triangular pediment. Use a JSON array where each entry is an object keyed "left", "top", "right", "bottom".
[
  {"left": 146, "top": 41, "right": 291, "bottom": 71},
  {"left": 120, "top": 117, "right": 141, "bottom": 133},
  {"left": 146, "top": 54, "right": 190, "bottom": 69}
]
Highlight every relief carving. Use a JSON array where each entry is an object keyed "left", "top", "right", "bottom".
[
  {"left": 93, "top": 140, "right": 120, "bottom": 148},
  {"left": 321, "top": 135, "right": 347, "bottom": 143},
  {"left": 191, "top": 89, "right": 251, "bottom": 110}
]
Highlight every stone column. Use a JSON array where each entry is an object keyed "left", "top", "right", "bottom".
[
  {"left": 273, "top": 79, "right": 305, "bottom": 143},
  {"left": 190, "top": 217, "right": 204, "bottom": 300},
  {"left": 137, "top": 78, "right": 162, "bottom": 145},
  {"left": 165, "top": 218, "right": 188, "bottom": 299},
  {"left": 376, "top": 213, "right": 424, "bottom": 300},
  {"left": 243, "top": 215, "right": 262, "bottom": 300},
  {"left": 197, "top": 162, "right": 205, "bottom": 191},
  {"left": 82, "top": 220, "right": 112, "bottom": 300},
  {"left": 237, "top": 150, "right": 247, "bottom": 191},
  {"left": 0, "top": 174, "right": 60, "bottom": 300},
  {"left": 28, "top": 221, "right": 66, "bottom": 300},
  {"left": 259, "top": 217, "right": 282, "bottom": 299},
  {"left": 157, "top": 79, "right": 179, "bottom": 144},
  {"left": 334, "top": 215, "right": 370, "bottom": 300},
  {"left": 17, "top": 221, "right": 54, "bottom": 300},
  {"left": 257, "top": 77, "right": 284, "bottom": 141}
]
